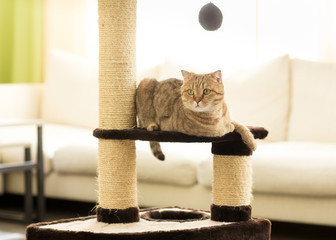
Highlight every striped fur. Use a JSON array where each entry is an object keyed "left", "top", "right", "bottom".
[{"left": 136, "top": 70, "right": 235, "bottom": 160}]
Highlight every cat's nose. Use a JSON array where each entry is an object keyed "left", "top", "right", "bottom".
[{"left": 194, "top": 96, "right": 203, "bottom": 104}]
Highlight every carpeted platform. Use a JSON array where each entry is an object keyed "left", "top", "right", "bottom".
[{"left": 27, "top": 207, "right": 271, "bottom": 240}]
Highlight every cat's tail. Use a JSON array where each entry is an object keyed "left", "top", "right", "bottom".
[
  {"left": 232, "top": 121, "right": 257, "bottom": 151},
  {"left": 149, "top": 141, "right": 165, "bottom": 161},
  {"left": 146, "top": 123, "right": 165, "bottom": 161}
]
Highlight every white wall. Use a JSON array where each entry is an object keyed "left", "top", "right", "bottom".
[
  {"left": 257, "top": 0, "right": 336, "bottom": 62},
  {"left": 43, "top": 0, "right": 336, "bottom": 76},
  {"left": 44, "top": 0, "right": 98, "bottom": 57},
  {"left": 136, "top": 0, "right": 257, "bottom": 73}
]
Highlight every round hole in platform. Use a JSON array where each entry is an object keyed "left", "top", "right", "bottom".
[{"left": 141, "top": 208, "right": 210, "bottom": 222}]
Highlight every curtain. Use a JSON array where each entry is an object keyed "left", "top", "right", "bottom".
[{"left": 0, "top": 0, "right": 43, "bottom": 83}]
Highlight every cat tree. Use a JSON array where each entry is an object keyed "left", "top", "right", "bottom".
[{"left": 26, "top": 0, "right": 271, "bottom": 239}]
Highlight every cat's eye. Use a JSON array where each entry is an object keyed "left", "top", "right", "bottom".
[
  {"left": 203, "top": 89, "right": 211, "bottom": 95},
  {"left": 187, "top": 89, "right": 194, "bottom": 95}
]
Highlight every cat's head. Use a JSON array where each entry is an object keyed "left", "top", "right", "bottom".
[{"left": 181, "top": 70, "right": 224, "bottom": 112}]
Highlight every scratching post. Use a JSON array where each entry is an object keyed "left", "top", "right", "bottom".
[
  {"left": 211, "top": 155, "right": 252, "bottom": 222},
  {"left": 97, "top": 0, "right": 139, "bottom": 223},
  {"left": 210, "top": 137, "right": 254, "bottom": 222},
  {"left": 213, "top": 156, "right": 252, "bottom": 207}
]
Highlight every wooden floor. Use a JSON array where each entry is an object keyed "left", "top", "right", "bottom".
[{"left": 0, "top": 195, "right": 336, "bottom": 239}]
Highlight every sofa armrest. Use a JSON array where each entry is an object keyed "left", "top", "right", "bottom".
[{"left": 0, "top": 83, "right": 42, "bottom": 119}]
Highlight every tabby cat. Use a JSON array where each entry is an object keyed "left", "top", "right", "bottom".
[{"left": 136, "top": 70, "right": 255, "bottom": 160}]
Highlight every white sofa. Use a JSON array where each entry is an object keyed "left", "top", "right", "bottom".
[{"left": 1, "top": 51, "right": 336, "bottom": 227}]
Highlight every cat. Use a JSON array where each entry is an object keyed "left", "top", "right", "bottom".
[{"left": 136, "top": 70, "right": 256, "bottom": 160}]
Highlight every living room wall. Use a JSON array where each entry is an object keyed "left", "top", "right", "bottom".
[{"left": 43, "top": 0, "right": 336, "bottom": 77}]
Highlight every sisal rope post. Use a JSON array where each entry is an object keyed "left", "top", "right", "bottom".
[
  {"left": 211, "top": 155, "right": 253, "bottom": 222},
  {"left": 97, "top": 0, "right": 139, "bottom": 223}
]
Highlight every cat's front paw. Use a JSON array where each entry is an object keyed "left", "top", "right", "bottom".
[
  {"left": 229, "top": 123, "right": 235, "bottom": 133},
  {"left": 147, "top": 123, "right": 159, "bottom": 131}
]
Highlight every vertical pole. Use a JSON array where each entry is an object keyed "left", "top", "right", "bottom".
[
  {"left": 97, "top": 0, "right": 139, "bottom": 223},
  {"left": 36, "top": 125, "right": 45, "bottom": 221},
  {"left": 24, "top": 146, "right": 33, "bottom": 223}
]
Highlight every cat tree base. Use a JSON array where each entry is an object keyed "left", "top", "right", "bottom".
[{"left": 27, "top": 207, "right": 271, "bottom": 240}]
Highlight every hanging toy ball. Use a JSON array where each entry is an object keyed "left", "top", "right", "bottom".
[{"left": 199, "top": 2, "right": 223, "bottom": 31}]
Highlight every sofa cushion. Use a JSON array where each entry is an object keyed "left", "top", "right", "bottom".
[
  {"left": 53, "top": 145, "right": 98, "bottom": 176},
  {"left": 288, "top": 59, "right": 336, "bottom": 141},
  {"left": 252, "top": 142, "right": 336, "bottom": 197},
  {"left": 42, "top": 49, "right": 99, "bottom": 128},
  {"left": 52, "top": 140, "right": 210, "bottom": 187},
  {"left": 136, "top": 141, "right": 211, "bottom": 187},
  {"left": 224, "top": 55, "right": 290, "bottom": 142},
  {"left": 197, "top": 142, "right": 336, "bottom": 197},
  {"left": 43, "top": 123, "right": 97, "bottom": 158},
  {"left": 0, "top": 124, "right": 55, "bottom": 174},
  {"left": 42, "top": 123, "right": 97, "bottom": 174}
]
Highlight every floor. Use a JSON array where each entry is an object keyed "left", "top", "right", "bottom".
[{"left": 0, "top": 195, "right": 336, "bottom": 240}]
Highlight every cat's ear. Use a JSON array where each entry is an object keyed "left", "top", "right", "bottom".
[
  {"left": 214, "top": 70, "right": 222, "bottom": 83},
  {"left": 181, "top": 70, "right": 190, "bottom": 79}
]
